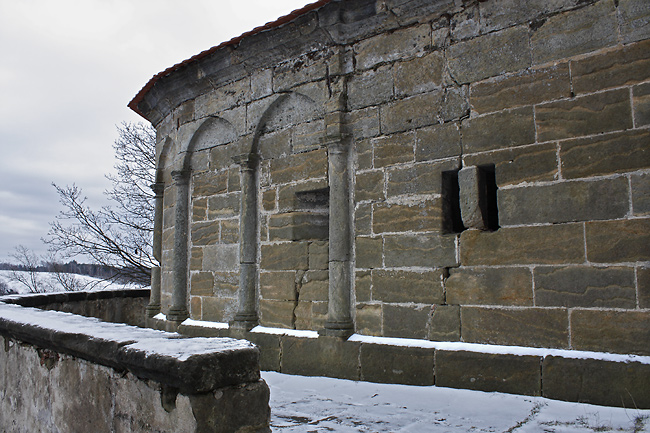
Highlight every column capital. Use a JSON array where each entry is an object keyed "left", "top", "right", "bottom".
[
  {"left": 232, "top": 153, "right": 260, "bottom": 170},
  {"left": 150, "top": 182, "right": 165, "bottom": 197},
  {"left": 321, "top": 134, "right": 351, "bottom": 152},
  {"left": 171, "top": 170, "right": 191, "bottom": 184}
]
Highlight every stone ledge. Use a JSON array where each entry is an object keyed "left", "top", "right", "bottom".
[
  {"left": 0, "top": 302, "right": 260, "bottom": 395},
  {"left": 0, "top": 288, "right": 150, "bottom": 307}
]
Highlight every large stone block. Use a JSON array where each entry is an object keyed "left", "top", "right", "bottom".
[
  {"left": 497, "top": 178, "right": 629, "bottom": 225},
  {"left": 460, "top": 224, "right": 585, "bottom": 266},
  {"left": 277, "top": 179, "right": 328, "bottom": 212},
  {"left": 571, "top": 39, "right": 650, "bottom": 95},
  {"left": 259, "top": 299, "right": 296, "bottom": 329},
  {"left": 570, "top": 309, "right": 650, "bottom": 355},
  {"left": 634, "top": 81, "right": 650, "bottom": 127},
  {"left": 435, "top": 351, "right": 542, "bottom": 396},
  {"left": 542, "top": 356, "right": 650, "bottom": 408},
  {"left": 395, "top": 51, "right": 445, "bottom": 98},
  {"left": 536, "top": 89, "right": 633, "bottom": 142},
  {"left": 560, "top": 129, "right": 650, "bottom": 179},
  {"left": 618, "top": 0, "right": 650, "bottom": 43},
  {"left": 386, "top": 158, "right": 460, "bottom": 197},
  {"left": 534, "top": 266, "right": 636, "bottom": 308},
  {"left": 349, "top": 107, "right": 380, "bottom": 142},
  {"left": 191, "top": 221, "right": 220, "bottom": 246},
  {"left": 207, "top": 193, "right": 240, "bottom": 219},
  {"left": 348, "top": 66, "right": 394, "bottom": 110},
  {"left": 372, "top": 269, "right": 444, "bottom": 304},
  {"left": 192, "top": 197, "right": 207, "bottom": 222},
  {"left": 298, "top": 270, "right": 328, "bottom": 302},
  {"left": 192, "top": 170, "right": 228, "bottom": 198},
  {"left": 292, "top": 119, "right": 325, "bottom": 154},
  {"left": 308, "top": 240, "right": 328, "bottom": 270},
  {"left": 384, "top": 233, "right": 458, "bottom": 268},
  {"left": 354, "top": 203, "right": 372, "bottom": 236},
  {"left": 379, "top": 91, "right": 443, "bottom": 135},
  {"left": 260, "top": 271, "right": 296, "bottom": 301},
  {"left": 463, "top": 143, "right": 558, "bottom": 187},
  {"left": 281, "top": 336, "right": 360, "bottom": 380},
  {"left": 585, "top": 218, "right": 650, "bottom": 263},
  {"left": 213, "top": 272, "right": 238, "bottom": 298},
  {"left": 355, "top": 170, "right": 384, "bottom": 202},
  {"left": 415, "top": 122, "right": 462, "bottom": 162},
  {"left": 360, "top": 344, "right": 434, "bottom": 385},
  {"left": 446, "top": 267, "right": 533, "bottom": 306},
  {"left": 531, "top": 0, "right": 618, "bottom": 64},
  {"left": 461, "top": 306, "right": 569, "bottom": 348},
  {"left": 372, "top": 131, "right": 415, "bottom": 168},
  {"left": 478, "top": 0, "right": 579, "bottom": 33},
  {"left": 355, "top": 236, "right": 382, "bottom": 269},
  {"left": 470, "top": 63, "right": 571, "bottom": 114},
  {"left": 383, "top": 304, "right": 431, "bottom": 339},
  {"left": 461, "top": 107, "right": 536, "bottom": 154},
  {"left": 354, "top": 23, "right": 430, "bottom": 71},
  {"left": 373, "top": 199, "right": 442, "bottom": 234},
  {"left": 428, "top": 304, "right": 461, "bottom": 341},
  {"left": 202, "top": 244, "right": 239, "bottom": 272},
  {"left": 257, "top": 129, "right": 291, "bottom": 160},
  {"left": 201, "top": 296, "right": 237, "bottom": 323},
  {"left": 190, "top": 272, "right": 214, "bottom": 296},
  {"left": 268, "top": 212, "right": 329, "bottom": 241},
  {"left": 447, "top": 25, "right": 531, "bottom": 84},
  {"left": 355, "top": 303, "right": 381, "bottom": 336},
  {"left": 269, "top": 148, "right": 327, "bottom": 184},
  {"left": 260, "top": 242, "right": 309, "bottom": 270},
  {"left": 639, "top": 267, "right": 650, "bottom": 309},
  {"left": 632, "top": 173, "right": 650, "bottom": 216},
  {"left": 220, "top": 219, "right": 239, "bottom": 244}
]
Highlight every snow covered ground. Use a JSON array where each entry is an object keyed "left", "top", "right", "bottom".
[
  {"left": 263, "top": 372, "right": 650, "bottom": 432},
  {"left": 0, "top": 270, "right": 140, "bottom": 294}
]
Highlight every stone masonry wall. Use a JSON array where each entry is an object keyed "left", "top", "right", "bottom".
[{"left": 139, "top": 0, "right": 649, "bottom": 356}]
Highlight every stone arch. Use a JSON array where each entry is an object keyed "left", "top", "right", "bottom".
[{"left": 182, "top": 116, "right": 237, "bottom": 171}]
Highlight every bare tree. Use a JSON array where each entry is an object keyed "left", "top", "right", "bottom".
[
  {"left": 44, "top": 122, "right": 156, "bottom": 284},
  {"left": 44, "top": 253, "right": 90, "bottom": 292},
  {"left": 8, "top": 245, "right": 50, "bottom": 293}
]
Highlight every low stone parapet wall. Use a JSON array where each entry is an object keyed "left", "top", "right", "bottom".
[
  {"left": 177, "top": 319, "right": 650, "bottom": 409},
  {"left": 1, "top": 288, "right": 150, "bottom": 327},
  {"left": 0, "top": 300, "right": 270, "bottom": 432}
]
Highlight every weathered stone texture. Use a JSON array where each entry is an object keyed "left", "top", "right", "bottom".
[
  {"left": 384, "top": 233, "right": 458, "bottom": 268},
  {"left": 281, "top": 337, "right": 360, "bottom": 380},
  {"left": 470, "top": 63, "right": 571, "bottom": 114},
  {"left": 355, "top": 170, "right": 384, "bottom": 202},
  {"left": 570, "top": 310, "right": 650, "bottom": 355},
  {"left": 461, "top": 307, "right": 569, "bottom": 348},
  {"left": 395, "top": 51, "right": 445, "bottom": 97},
  {"left": 383, "top": 304, "right": 431, "bottom": 339},
  {"left": 260, "top": 242, "right": 309, "bottom": 270},
  {"left": 428, "top": 305, "right": 461, "bottom": 341},
  {"left": 386, "top": 159, "right": 460, "bottom": 197},
  {"left": 634, "top": 81, "right": 650, "bottom": 127},
  {"left": 536, "top": 89, "right": 633, "bottom": 142},
  {"left": 446, "top": 267, "right": 533, "bottom": 306},
  {"left": 354, "top": 23, "right": 430, "bottom": 71},
  {"left": 618, "top": 0, "right": 650, "bottom": 43},
  {"left": 534, "top": 266, "right": 637, "bottom": 308},
  {"left": 461, "top": 107, "right": 536, "bottom": 154},
  {"left": 372, "top": 269, "right": 444, "bottom": 304},
  {"left": 463, "top": 143, "right": 558, "bottom": 187},
  {"left": 497, "top": 178, "right": 629, "bottom": 225},
  {"left": 373, "top": 199, "right": 442, "bottom": 233},
  {"left": 415, "top": 122, "right": 462, "bottom": 162},
  {"left": 361, "top": 344, "right": 434, "bottom": 385},
  {"left": 543, "top": 356, "right": 650, "bottom": 408},
  {"left": 585, "top": 218, "right": 650, "bottom": 263},
  {"left": 447, "top": 25, "right": 531, "bottom": 84},
  {"left": 460, "top": 224, "right": 585, "bottom": 266},
  {"left": 560, "top": 129, "right": 650, "bottom": 179},
  {"left": 379, "top": 92, "right": 443, "bottom": 135},
  {"left": 436, "top": 351, "right": 542, "bottom": 396}
]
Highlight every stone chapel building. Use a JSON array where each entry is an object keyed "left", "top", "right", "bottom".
[{"left": 129, "top": 0, "right": 650, "bottom": 404}]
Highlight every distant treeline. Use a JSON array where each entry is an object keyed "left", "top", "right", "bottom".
[{"left": 0, "top": 261, "right": 120, "bottom": 280}]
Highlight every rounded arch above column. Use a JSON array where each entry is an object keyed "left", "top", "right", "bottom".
[{"left": 181, "top": 116, "right": 238, "bottom": 171}]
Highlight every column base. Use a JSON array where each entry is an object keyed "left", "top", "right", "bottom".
[
  {"left": 231, "top": 312, "right": 259, "bottom": 331},
  {"left": 320, "top": 320, "right": 354, "bottom": 339},
  {"left": 145, "top": 303, "right": 161, "bottom": 318},
  {"left": 167, "top": 307, "right": 189, "bottom": 323}
]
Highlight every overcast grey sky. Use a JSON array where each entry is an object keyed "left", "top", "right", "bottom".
[{"left": 0, "top": 0, "right": 311, "bottom": 261}]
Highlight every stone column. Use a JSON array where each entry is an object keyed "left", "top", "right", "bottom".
[
  {"left": 146, "top": 182, "right": 165, "bottom": 318},
  {"left": 167, "top": 170, "right": 190, "bottom": 323},
  {"left": 322, "top": 141, "right": 354, "bottom": 338},
  {"left": 231, "top": 154, "right": 260, "bottom": 330}
]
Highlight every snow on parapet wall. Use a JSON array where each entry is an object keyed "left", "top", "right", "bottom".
[{"left": 0, "top": 301, "right": 261, "bottom": 394}]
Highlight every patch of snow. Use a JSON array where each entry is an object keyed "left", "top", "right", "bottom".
[
  {"left": 181, "top": 318, "right": 229, "bottom": 329},
  {"left": 348, "top": 334, "right": 650, "bottom": 364},
  {"left": 251, "top": 326, "right": 319, "bottom": 338},
  {"left": 123, "top": 337, "right": 255, "bottom": 361},
  {"left": 0, "top": 270, "right": 143, "bottom": 295},
  {"left": 153, "top": 313, "right": 167, "bottom": 321},
  {"left": 263, "top": 371, "right": 650, "bottom": 432}
]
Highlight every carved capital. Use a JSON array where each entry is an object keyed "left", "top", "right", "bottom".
[
  {"left": 232, "top": 153, "right": 260, "bottom": 171},
  {"left": 150, "top": 182, "right": 165, "bottom": 197},
  {"left": 171, "top": 170, "right": 190, "bottom": 185}
]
